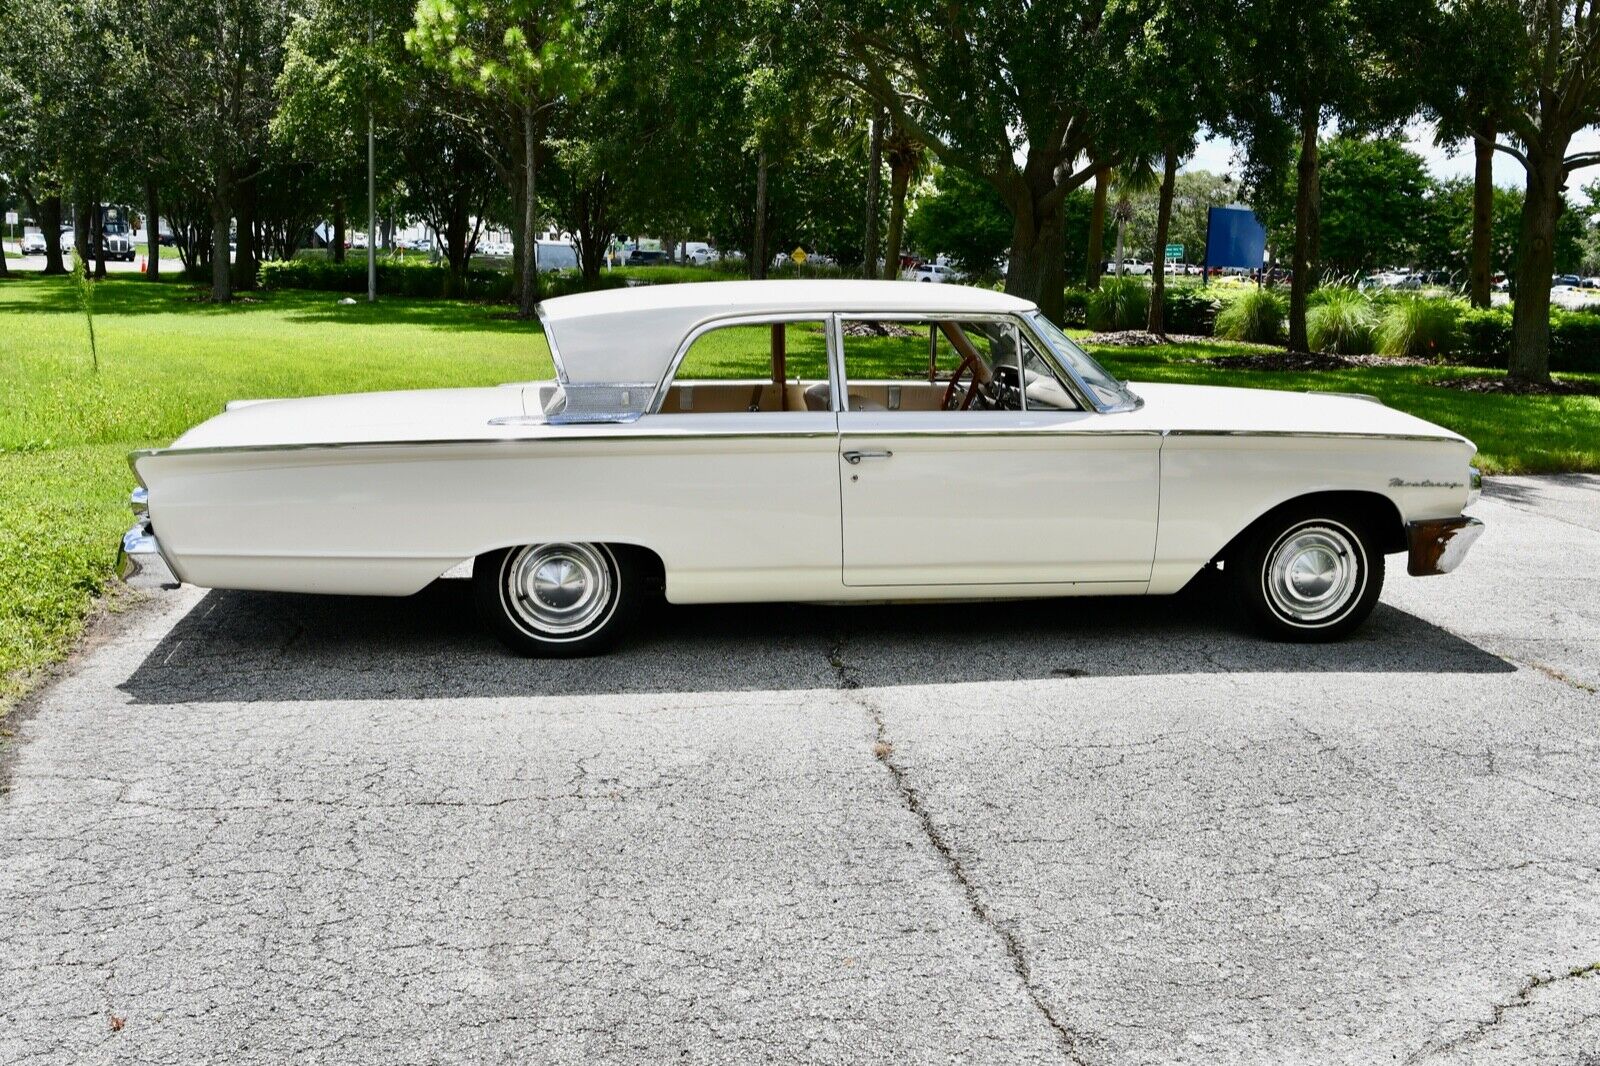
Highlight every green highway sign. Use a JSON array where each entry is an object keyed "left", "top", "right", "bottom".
[{"left": 1165, "top": 243, "right": 1184, "bottom": 260}]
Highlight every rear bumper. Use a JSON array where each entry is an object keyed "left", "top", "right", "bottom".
[
  {"left": 117, "top": 488, "right": 176, "bottom": 585},
  {"left": 1406, "top": 516, "right": 1485, "bottom": 576}
]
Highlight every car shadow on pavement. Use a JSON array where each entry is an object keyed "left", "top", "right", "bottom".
[{"left": 117, "top": 577, "right": 1514, "bottom": 703}]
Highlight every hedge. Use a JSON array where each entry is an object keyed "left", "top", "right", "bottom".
[
  {"left": 258, "top": 258, "right": 514, "bottom": 299},
  {"left": 1458, "top": 306, "right": 1600, "bottom": 373}
]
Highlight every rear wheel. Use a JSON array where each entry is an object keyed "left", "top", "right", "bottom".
[
  {"left": 474, "top": 542, "right": 641, "bottom": 657},
  {"left": 1235, "top": 508, "right": 1384, "bottom": 641}
]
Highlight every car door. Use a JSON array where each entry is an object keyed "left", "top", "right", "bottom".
[{"left": 834, "top": 314, "right": 1161, "bottom": 588}]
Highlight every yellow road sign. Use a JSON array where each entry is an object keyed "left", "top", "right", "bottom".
[{"left": 791, "top": 247, "right": 808, "bottom": 264}]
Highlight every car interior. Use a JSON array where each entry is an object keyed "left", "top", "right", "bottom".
[{"left": 658, "top": 319, "right": 1079, "bottom": 414}]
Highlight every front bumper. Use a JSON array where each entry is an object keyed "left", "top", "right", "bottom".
[{"left": 1406, "top": 516, "right": 1485, "bottom": 576}]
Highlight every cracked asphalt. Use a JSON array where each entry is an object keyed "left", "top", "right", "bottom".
[{"left": 2, "top": 475, "right": 1598, "bottom": 1065}]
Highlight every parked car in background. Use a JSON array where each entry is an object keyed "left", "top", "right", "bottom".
[
  {"left": 911, "top": 262, "right": 963, "bottom": 283},
  {"left": 627, "top": 248, "right": 669, "bottom": 267},
  {"left": 1554, "top": 274, "right": 1582, "bottom": 288},
  {"left": 122, "top": 279, "right": 1484, "bottom": 657},
  {"left": 1119, "top": 259, "right": 1154, "bottom": 276},
  {"left": 20, "top": 230, "right": 47, "bottom": 255}
]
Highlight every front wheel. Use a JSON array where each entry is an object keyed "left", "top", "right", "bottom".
[
  {"left": 474, "top": 542, "right": 641, "bottom": 657},
  {"left": 1235, "top": 510, "right": 1384, "bottom": 641}
]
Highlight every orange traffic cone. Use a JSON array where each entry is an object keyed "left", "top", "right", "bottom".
[{"left": 139, "top": 257, "right": 146, "bottom": 273}]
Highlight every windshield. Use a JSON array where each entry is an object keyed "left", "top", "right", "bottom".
[{"left": 1024, "top": 311, "right": 1142, "bottom": 411}]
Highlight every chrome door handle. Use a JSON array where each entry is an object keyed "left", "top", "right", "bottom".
[{"left": 842, "top": 449, "right": 894, "bottom": 465}]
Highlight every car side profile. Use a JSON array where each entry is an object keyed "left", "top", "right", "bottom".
[{"left": 123, "top": 280, "right": 1483, "bottom": 656}]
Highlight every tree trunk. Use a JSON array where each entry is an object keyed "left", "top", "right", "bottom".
[
  {"left": 333, "top": 196, "right": 346, "bottom": 264},
  {"left": 234, "top": 172, "right": 257, "bottom": 290},
  {"left": 210, "top": 170, "right": 233, "bottom": 302},
  {"left": 1148, "top": 147, "right": 1178, "bottom": 335},
  {"left": 518, "top": 104, "right": 540, "bottom": 318},
  {"left": 33, "top": 194, "right": 67, "bottom": 275},
  {"left": 74, "top": 201, "right": 91, "bottom": 267},
  {"left": 1086, "top": 167, "right": 1108, "bottom": 288},
  {"left": 92, "top": 202, "right": 108, "bottom": 278},
  {"left": 1469, "top": 119, "right": 1494, "bottom": 308},
  {"left": 752, "top": 149, "right": 769, "bottom": 280},
  {"left": 1509, "top": 145, "right": 1563, "bottom": 384},
  {"left": 863, "top": 106, "right": 884, "bottom": 279},
  {"left": 881, "top": 159, "right": 912, "bottom": 282},
  {"left": 1002, "top": 197, "right": 1066, "bottom": 323},
  {"left": 145, "top": 179, "right": 161, "bottom": 280},
  {"left": 0, "top": 230, "right": 8, "bottom": 277},
  {"left": 1113, "top": 212, "right": 1126, "bottom": 276},
  {"left": 1288, "top": 107, "right": 1321, "bottom": 352}
]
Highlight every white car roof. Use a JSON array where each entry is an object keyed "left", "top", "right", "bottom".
[{"left": 538, "top": 279, "right": 1035, "bottom": 385}]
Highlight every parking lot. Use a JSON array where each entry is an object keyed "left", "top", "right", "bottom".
[{"left": 2, "top": 475, "right": 1597, "bottom": 1065}]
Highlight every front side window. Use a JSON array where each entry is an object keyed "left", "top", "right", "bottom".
[
  {"left": 839, "top": 318, "right": 1076, "bottom": 413},
  {"left": 1024, "top": 312, "right": 1141, "bottom": 411}
]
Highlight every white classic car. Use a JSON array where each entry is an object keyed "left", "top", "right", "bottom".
[{"left": 122, "top": 280, "right": 1483, "bottom": 656}]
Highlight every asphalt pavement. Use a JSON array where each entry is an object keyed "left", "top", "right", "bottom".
[{"left": 1, "top": 476, "right": 1597, "bottom": 1065}]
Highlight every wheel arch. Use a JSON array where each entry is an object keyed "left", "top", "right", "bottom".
[{"left": 1212, "top": 490, "right": 1406, "bottom": 565}]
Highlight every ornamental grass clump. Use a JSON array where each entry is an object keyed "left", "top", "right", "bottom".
[
  {"left": 1086, "top": 275, "right": 1149, "bottom": 331},
  {"left": 1306, "top": 285, "right": 1376, "bottom": 354},
  {"left": 1213, "top": 286, "right": 1286, "bottom": 344},
  {"left": 1375, "top": 296, "right": 1463, "bottom": 358}
]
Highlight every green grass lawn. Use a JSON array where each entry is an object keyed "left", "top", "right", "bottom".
[
  {"left": 1084, "top": 337, "right": 1600, "bottom": 475},
  {"left": 1, "top": 272, "right": 1595, "bottom": 710},
  {"left": 0, "top": 275, "right": 552, "bottom": 706}
]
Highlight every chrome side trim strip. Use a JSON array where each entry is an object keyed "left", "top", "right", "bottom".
[
  {"left": 838, "top": 428, "right": 1163, "bottom": 439},
  {"left": 1164, "top": 429, "right": 1464, "bottom": 443},
  {"left": 129, "top": 430, "right": 844, "bottom": 463}
]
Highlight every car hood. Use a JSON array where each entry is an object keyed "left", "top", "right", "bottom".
[
  {"left": 169, "top": 386, "right": 533, "bottom": 449},
  {"left": 1122, "top": 381, "right": 1472, "bottom": 446}
]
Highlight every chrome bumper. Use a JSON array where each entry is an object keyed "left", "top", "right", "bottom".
[
  {"left": 117, "top": 487, "right": 174, "bottom": 584},
  {"left": 1406, "top": 516, "right": 1485, "bottom": 577}
]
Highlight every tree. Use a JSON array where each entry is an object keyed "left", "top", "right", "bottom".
[
  {"left": 879, "top": 117, "right": 922, "bottom": 279},
  {"left": 1226, "top": 0, "right": 1415, "bottom": 350},
  {"left": 904, "top": 164, "right": 1011, "bottom": 275},
  {"left": 1435, "top": 0, "right": 1600, "bottom": 382},
  {"left": 408, "top": 0, "right": 588, "bottom": 317},
  {"left": 1317, "top": 135, "right": 1433, "bottom": 274},
  {"left": 840, "top": 0, "right": 1156, "bottom": 320},
  {"left": 142, "top": 0, "right": 297, "bottom": 301},
  {"left": 1422, "top": 0, "right": 1521, "bottom": 306}
]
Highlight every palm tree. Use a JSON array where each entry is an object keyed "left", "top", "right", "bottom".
[{"left": 881, "top": 118, "right": 924, "bottom": 280}]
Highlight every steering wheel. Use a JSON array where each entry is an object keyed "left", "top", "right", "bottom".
[{"left": 938, "top": 322, "right": 995, "bottom": 410}]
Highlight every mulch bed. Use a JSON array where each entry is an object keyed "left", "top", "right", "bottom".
[
  {"left": 1189, "top": 350, "right": 1433, "bottom": 371},
  {"left": 1081, "top": 330, "right": 1214, "bottom": 347},
  {"left": 1434, "top": 375, "right": 1600, "bottom": 397},
  {"left": 841, "top": 320, "right": 919, "bottom": 338}
]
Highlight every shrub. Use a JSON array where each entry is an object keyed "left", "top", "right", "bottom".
[
  {"left": 1086, "top": 276, "right": 1150, "bottom": 331},
  {"left": 1306, "top": 285, "right": 1376, "bottom": 354},
  {"left": 1550, "top": 310, "right": 1600, "bottom": 373},
  {"left": 1162, "top": 286, "right": 1220, "bottom": 335},
  {"left": 1060, "top": 287, "right": 1089, "bottom": 328},
  {"left": 1457, "top": 306, "right": 1510, "bottom": 367},
  {"left": 1214, "top": 287, "right": 1286, "bottom": 344},
  {"left": 1374, "top": 296, "right": 1462, "bottom": 358}
]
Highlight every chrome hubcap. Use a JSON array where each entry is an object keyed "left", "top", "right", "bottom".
[
  {"left": 504, "top": 543, "right": 613, "bottom": 636},
  {"left": 1264, "top": 524, "right": 1362, "bottom": 624}
]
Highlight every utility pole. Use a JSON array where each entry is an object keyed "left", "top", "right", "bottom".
[{"left": 366, "top": 5, "right": 376, "bottom": 303}]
